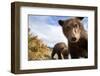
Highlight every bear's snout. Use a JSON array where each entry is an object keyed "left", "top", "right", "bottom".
[{"left": 71, "top": 37, "right": 76, "bottom": 42}]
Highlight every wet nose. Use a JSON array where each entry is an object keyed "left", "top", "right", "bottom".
[{"left": 71, "top": 37, "right": 76, "bottom": 41}]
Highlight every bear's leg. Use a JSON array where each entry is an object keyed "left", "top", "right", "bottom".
[
  {"left": 57, "top": 51, "right": 62, "bottom": 59},
  {"left": 70, "top": 53, "right": 79, "bottom": 59},
  {"left": 51, "top": 50, "right": 56, "bottom": 59},
  {"left": 82, "top": 50, "right": 88, "bottom": 58},
  {"left": 63, "top": 55, "right": 68, "bottom": 59}
]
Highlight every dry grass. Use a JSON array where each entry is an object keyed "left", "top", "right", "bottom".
[{"left": 28, "top": 31, "right": 52, "bottom": 60}]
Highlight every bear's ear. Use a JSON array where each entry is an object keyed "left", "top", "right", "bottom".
[
  {"left": 58, "top": 20, "right": 64, "bottom": 26},
  {"left": 76, "top": 17, "right": 84, "bottom": 20}
]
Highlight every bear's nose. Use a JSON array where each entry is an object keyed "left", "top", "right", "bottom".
[{"left": 71, "top": 37, "right": 76, "bottom": 41}]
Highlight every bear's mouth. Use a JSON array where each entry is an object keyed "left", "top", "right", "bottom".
[{"left": 69, "top": 38, "right": 79, "bottom": 43}]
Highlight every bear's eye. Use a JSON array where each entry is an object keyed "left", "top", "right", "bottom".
[{"left": 74, "top": 24, "right": 78, "bottom": 28}]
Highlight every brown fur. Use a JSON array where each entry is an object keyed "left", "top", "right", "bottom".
[
  {"left": 51, "top": 42, "right": 69, "bottom": 59},
  {"left": 58, "top": 18, "right": 88, "bottom": 59}
]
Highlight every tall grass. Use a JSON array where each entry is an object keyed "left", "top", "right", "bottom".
[{"left": 28, "top": 28, "right": 51, "bottom": 60}]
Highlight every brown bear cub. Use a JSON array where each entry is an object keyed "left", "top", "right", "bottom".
[
  {"left": 51, "top": 42, "right": 69, "bottom": 59},
  {"left": 58, "top": 17, "right": 88, "bottom": 59}
]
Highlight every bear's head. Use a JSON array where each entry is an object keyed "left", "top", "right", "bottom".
[{"left": 58, "top": 17, "right": 84, "bottom": 43}]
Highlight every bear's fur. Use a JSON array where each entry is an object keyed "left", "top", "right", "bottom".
[
  {"left": 51, "top": 42, "right": 69, "bottom": 59},
  {"left": 58, "top": 17, "right": 88, "bottom": 59}
]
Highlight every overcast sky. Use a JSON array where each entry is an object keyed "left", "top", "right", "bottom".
[{"left": 29, "top": 15, "right": 88, "bottom": 48}]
